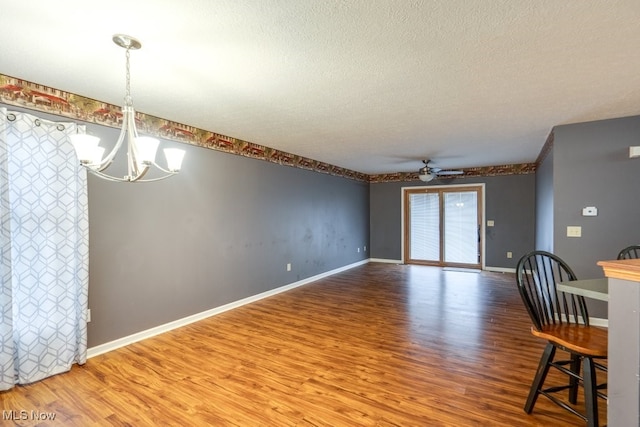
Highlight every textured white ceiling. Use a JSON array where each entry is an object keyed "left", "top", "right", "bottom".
[{"left": 1, "top": 0, "right": 640, "bottom": 175}]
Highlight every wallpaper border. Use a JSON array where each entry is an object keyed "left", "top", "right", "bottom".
[
  {"left": 368, "top": 162, "right": 536, "bottom": 183},
  {"left": 1, "top": 74, "right": 536, "bottom": 183}
]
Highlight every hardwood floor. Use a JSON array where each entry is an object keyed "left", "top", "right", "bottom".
[{"left": 1, "top": 263, "right": 606, "bottom": 426}]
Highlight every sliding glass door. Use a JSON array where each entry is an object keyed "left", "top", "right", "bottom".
[{"left": 404, "top": 185, "right": 482, "bottom": 268}]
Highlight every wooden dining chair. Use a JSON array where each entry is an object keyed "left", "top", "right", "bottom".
[
  {"left": 515, "top": 250, "right": 607, "bottom": 427},
  {"left": 617, "top": 244, "right": 640, "bottom": 260}
]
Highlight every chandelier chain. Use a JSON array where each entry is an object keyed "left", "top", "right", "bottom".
[{"left": 124, "top": 48, "right": 132, "bottom": 107}]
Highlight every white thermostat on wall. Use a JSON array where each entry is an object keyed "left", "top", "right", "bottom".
[{"left": 582, "top": 206, "right": 598, "bottom": 216}]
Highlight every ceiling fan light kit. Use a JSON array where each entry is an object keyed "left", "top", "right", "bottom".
[
  {"left": 418, "top": 160, "right": 463, "bottom": 182},
  {"left": 418, "top": 167, "right": 435, "bottom": 182}
]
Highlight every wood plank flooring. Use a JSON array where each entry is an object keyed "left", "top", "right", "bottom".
[{"left": 1, "top": 263, "right": 606, "bottom": 426}]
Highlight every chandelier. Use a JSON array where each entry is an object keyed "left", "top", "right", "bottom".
[{"left": 70, "top": 34, "right": 185, "bottom": 182}]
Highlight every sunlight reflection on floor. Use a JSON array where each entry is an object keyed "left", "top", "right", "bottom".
[{"left": 406, "top": 265, "right": 485, "bottom": 357}]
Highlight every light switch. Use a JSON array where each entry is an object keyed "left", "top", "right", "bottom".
[
  {"left": 487, "top": 220, "right": 495, "bottom": 227},
  {"left": 567, "top": 226, "right": 582, "bottom": 237}
]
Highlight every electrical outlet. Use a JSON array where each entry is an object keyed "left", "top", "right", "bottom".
[
  {"left": 286, "top": 263, "right": 291, "bottom": 271},
  {"left": 364, "top": 246, "right": 367, "bottom": 252},
  {"left": 567, "top": 226, "right": 582, "bottom": 237},
  {"left": 357, "top": 247, "right": 360, "bottom": 253},
  {"left": 507, "top": 251, "right": 512, "bottom": 259}
]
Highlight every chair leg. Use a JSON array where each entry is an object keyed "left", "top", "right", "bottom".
[
  {"left": 569, "top": 353, "right": 581, "bottom": 404},
  {"left": 583, "top": 357, "right": 599, "bottom": 427},
  {"left": 525, "top": 343, "right": 556, "bottom": 413}
]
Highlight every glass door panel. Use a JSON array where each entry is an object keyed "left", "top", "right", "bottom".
[
  {"left": 443, "top": 191, "right": 478, "bottom": 264},
  {"left": 409, "top": 193, "right": 440, "bottom": 262}
]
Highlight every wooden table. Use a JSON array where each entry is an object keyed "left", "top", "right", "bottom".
[{"left": 557, "top": 278, "right": 608, "bottom": 301}]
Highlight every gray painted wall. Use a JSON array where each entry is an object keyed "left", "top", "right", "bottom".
[
  {"left": 369, "top": 174, "right": 536, "bottom": 269},
  {"left": 535, "top": 147, "right": 554, "bottom": 253},
  {"left": 87, "top": 133, "right": 370, "bottom": 347},
  {"left": 551, "top": 116, "right": 640, "bottom": 276},
  {"left": 542, "top": 115, "right": 640, "bottom": 318},
  {"left": 2, "top": 104, "right": 370, "bottom": 348},
  {"left": 369, "top": 181, "right": 403, "bottom": 260}
]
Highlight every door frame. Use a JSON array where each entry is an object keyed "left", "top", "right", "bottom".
[{"left": 401, "top": 183, "right": 486, "bottom": 269}]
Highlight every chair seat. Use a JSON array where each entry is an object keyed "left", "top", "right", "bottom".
[{"left": 531, "top": 324, "right": 607, "bottom": 357}]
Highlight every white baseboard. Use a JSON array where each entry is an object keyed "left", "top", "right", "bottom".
[
  {"left": 589, "top": 317, "right": 608, "bottom": 328},
  {"left": 368, "top": 260, "right": 516, "bottom": 273},
  {"left": 561, "top": 313, "right": 608, "bottom": 328},
  {"left": 484, "top": 266, "right": 516, "bottom": 273},
  {"left": 369, "top": 258, "right": 403, "bottom": 264},
  {"left": 87, "top": 259, "right": 369, "bottom": 359}
]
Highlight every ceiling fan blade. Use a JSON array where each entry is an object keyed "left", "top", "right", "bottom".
[{"left": 435, "top": 170, "right": 464, "bottom": 176}]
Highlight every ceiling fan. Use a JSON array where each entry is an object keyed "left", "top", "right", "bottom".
[{"left": 418, "top": 160, "right": 464, "bottom": 182}]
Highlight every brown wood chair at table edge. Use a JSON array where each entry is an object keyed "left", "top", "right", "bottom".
[
  {"left": 617, "top": 244, "right": 640, "bottom": 260},
  {"left": 515, "top": 250, "right": 607, "bottom": 427}
]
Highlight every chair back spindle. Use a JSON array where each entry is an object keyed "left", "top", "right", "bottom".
[
  {"left": 516, "top": 251, "right": 589, "bottom": 330},
  {"left": 617, "top": 245, "right": 640, "bottom": 260}
]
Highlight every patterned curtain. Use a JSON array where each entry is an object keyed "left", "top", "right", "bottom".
[{"left": 0, "top": 107, "right": 89, "bottom": 390}]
